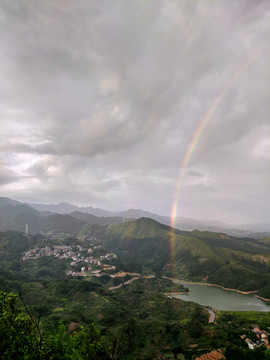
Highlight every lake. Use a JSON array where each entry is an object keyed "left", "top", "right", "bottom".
[{"left": 173, "top": 282, "right": 270, "bottom": 311}]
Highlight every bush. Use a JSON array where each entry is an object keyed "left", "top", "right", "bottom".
[{"left": 0, "top": 291, "right": 108, "bottom": 359}]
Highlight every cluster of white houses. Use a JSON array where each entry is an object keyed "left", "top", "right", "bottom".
[
  {"left": 22, "top": 243, "right": 156, "bottom": 287},
  {"left": 244, "top": 325, "right": 270, "bottom": 350},
  {"left": 22, "top": 244, "right": 117, "bottom": 277}
]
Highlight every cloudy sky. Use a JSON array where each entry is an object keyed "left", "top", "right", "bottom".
[{"left": 0, "top": 0, "right": 269, "bottom": 224}]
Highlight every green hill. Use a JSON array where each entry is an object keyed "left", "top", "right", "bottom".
[
  {"left": 1, "top": 209, "right": 270, "bottom": 296},
  {"left": 0, "top": 203, "right": 88, "bottom": 235},
  {"left": 0, "top": 204, "right": 41, "bottom": 232},
  {"left": 70, "top": 211, "right": 132, "bottom": 226},
  {"left": 91, "top": 218, "right": 270, "bottom": 297},
  {"left": 1, "top": 224, "right": 270, "bottom": 358}
]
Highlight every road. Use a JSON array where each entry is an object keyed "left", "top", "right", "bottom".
[{"left": 205, "top": 307, "right": 215, "bottom": 323}]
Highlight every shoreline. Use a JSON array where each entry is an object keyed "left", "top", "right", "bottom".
[
  {"left": 163, "top": 276, "right": 270, "bottom": 301},
  {"left": 255, "top": 295, "right": 270, "bottom": 302},
  {"left": 164, "top": 292, "right": 190, "bottom": 296}
]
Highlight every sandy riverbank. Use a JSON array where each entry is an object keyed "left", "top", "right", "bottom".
[
  {"left": 255, "top": 295, "right": 270, "bottom": 302},
  {"left": 164, "top": 292, "right": 190, "bottom": 296}
]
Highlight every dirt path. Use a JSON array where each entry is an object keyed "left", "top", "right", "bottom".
[{"left": 205, "top": 308, "right": 215, "bottom": 323}]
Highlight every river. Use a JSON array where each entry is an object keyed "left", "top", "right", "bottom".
[{"left": 173, "top": 282, "right": 270, "bottom": 311}]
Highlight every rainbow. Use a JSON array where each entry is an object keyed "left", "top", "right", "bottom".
[{"left": 169, "top": 45, "right": 265, "bottom": 278}]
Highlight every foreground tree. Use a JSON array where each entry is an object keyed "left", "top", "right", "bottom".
[
  {"left": 0, "top": 291, "right": 38, "bottom": 359},
  {"left": 0, "top": 291, "right": 108, "bottom": 359}
]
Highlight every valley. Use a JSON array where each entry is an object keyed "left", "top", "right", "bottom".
[
  {"left": 172, "top": 281, "right": 270, "bottom": 312},
  {"left": 1, "top": 197, "right": 270, "bottom": 359}
]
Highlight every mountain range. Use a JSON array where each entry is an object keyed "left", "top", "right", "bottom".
[
  {"left": 89, "top": 217, "right": 270, "bottom": 297},
  {"left": 1, "top": 206, "right": 270, "bottom": 297},
  {"left": 29, "top": 200, "right": 270, "bottom": 233},
  {"left": 1, "top": 196, "right": 270, "bottom": 359},
  {"left": 0, "top": 196, "right": 269, "bottom": 236},
  {"left": 1, "top": 196, "right": 270, "bottom": 296}
]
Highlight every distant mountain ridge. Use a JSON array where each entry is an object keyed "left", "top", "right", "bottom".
[
  {"left": 70, "top": 211, "right": 133, "bottom": 225},
  {"left": 28, "top": 201, "right": 115, "bottom": 217},
  {"left": 0, "top": 197, "right": 128, "bottom": 234},
  {"left": 0, "top": 197, "right": 21, "bottom": 207},
  {"left": 26, "top": 199, "right": 270, "bottom": 236},
  {"left": 1, "top": 196, "right": 270, "bottom": 297},
  {"left": 0, "top": 203, "right": 87, "bottom": 235},
  {"left": 0, "top": 197, "right": 269, "bottom": 236}
]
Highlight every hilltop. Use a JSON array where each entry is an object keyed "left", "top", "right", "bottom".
[
  {"left": 1, "top": 197, "right": 269, "bottom": 237},
  {"left": 1, "top": 197, "right": 270, "bottom": 297},
  {"left": 1, "top": 219, "right": 270, "bottom": 358},
  {"left": 86, "top": 217, "right": 270, "bottom": 298}
]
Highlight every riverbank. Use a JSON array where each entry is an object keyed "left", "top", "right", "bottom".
[
  {"left": 255, "top": 295, "right": 270, "bottom": 302},
  {"left": 163, "top": 276, "right": 270, "bottom": 301},
  {"left": 164, "top": 292, "right": 190, "bottom": 296}
]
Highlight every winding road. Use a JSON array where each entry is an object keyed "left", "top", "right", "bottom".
[{"left": 205, "top": 307, "right": 215, "bottom": 323}]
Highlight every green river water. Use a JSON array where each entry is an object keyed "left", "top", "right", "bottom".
[{"left": 173, "top": 282, "right": 270, "bottom": 311}]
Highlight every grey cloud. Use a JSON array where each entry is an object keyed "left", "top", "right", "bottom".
[
  {"left": 0, "top": 167, "right": 18, "bottom": 185},
  {"left": 26, "top": 162, "right": 51, "bottom": 178},
  {"left": 0, "top": 0, "right": 269, "bottom": 223},
  {"left": 186, "top": 170, "right": 205, "bottom": 178}
]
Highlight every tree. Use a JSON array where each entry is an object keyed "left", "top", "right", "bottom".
[
  {"left": 0, "top": 291, "right": 109, "bottom": 359},
  {"left": 0, "top": 291, "right": 38, "bottom": 359}
]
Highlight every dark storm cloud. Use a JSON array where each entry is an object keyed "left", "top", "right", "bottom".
[
  {"left": 186, "top": 170, "right": 205, "bottom": 178},
  {"left": 0, "top": 166, "right": 18, "bottom": 185}
]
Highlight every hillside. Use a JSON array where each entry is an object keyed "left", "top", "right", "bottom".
[
  {"left": 0, "top": 197, "right": 21, "bottom": 207},
  {"left": 90, "top": 218, "right": 270, "bottom": 297},
  {"left": 0, "top": 230, "right": 211, "bottom": 360},
  {"left": 0, "top": 201, "right": 88, "bottom": 235},
  {"left": 70, "top": 211, "right": 133, "bottom": 226},
  {"left": 1, "top": 197, "right": 270, "bottom": 296},
  {"left": 1, "top": 197, "right": 269, "bottom": 237},
  {"left": 0, "top": 204, "right": 41, "bottom": 232},
  {"left": 1, "top": 228, "right": 270, "bottom": 359},
  {"left": 28, "top": 201, "right": 115, "bottom": 217}
]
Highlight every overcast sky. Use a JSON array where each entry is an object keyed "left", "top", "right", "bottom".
[{"left": 0, "top": 0, "right": 269, "bottom": 224}]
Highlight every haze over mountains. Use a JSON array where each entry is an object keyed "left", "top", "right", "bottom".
[
  {"left": 0, "top": 196, "right": 269, "bottom": 237},
  {"left": 27, "top": 199, "right": 270, "bottom": 235},
  {"left": 1, "top": 195, "right": 270, "bottom": 312},
  {"left": 2, "top": 206, "right": 270, "bottom": 298}
]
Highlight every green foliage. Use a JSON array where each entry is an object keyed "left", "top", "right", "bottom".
[
  {"left": 41, "top": 323, "right": 108, "bottom": 360},
  {"left": 2, "top": 218, "right": 270, "bottom": 296},
  {"left": 1, "top": 218, "right": 270, "bottom": 359},
  {"left": 225, "top": 346, "right": 270, "bottom": 360},
  {"left": 50, "top": 278, "right": 102, "bottom": 296},
  {"left": 191, "top": 230, "right": 270, "bottom": 254},
  {"left": 0, "top": 292, "right": 37, "bottom": 359},
  {"left": 91, "top": 218, "right": 270, "bottom": 295},
  {"left": 0, "top": 231, "right": 34, "bottom": 261},
  {"left": 0, "top": 291, "right": 108, "bottom": 359}
]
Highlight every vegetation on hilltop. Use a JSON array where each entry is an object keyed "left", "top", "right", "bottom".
[
  {"left": 1, "top": 216, "right": 270, "bottom": 358},
  {"left": 1, "top": 216, "right": 270, "bottom": 296},
  {"left": 2, "top": 285, "right": 270, "bottom": 359},
  {"left": 0, "top": 203, "right": 88, "bottom": 234},
  {"left": 0, "top": 291, "right": 108, "bottom": 360},
  {"left": 88, "top": 218, "right": 270, "bottom": 297}
]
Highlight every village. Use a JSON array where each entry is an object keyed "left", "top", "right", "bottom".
[
  {"left": 242, "top": 325, "right": 270, "bottom": 351},
  {"left": 22, "top": 242, "right": 155, "bottom": 288},
  {"left": 22, "top": 243, "right": 117, "bottom": 277}
]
